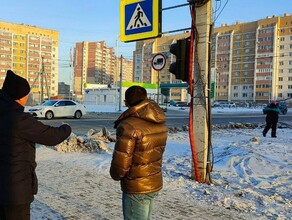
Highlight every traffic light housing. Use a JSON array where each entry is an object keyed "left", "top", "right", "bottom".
[{"left": 169, "top": 38, "right": 190, "bottom": 83}]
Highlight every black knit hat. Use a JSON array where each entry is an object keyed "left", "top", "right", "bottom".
[{"left": 2, "top": 70, "right": 30, "bottom": 100}]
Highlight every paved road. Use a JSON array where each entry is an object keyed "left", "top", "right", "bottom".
[{"left": 39, "top": 109, "right": 292, "bottom": 135}]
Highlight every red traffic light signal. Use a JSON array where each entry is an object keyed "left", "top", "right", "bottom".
[{"left": 169, "top": 38, "right": 190, "bottom": 83}]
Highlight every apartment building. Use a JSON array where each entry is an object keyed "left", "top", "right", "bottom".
[
  {"left": 133, "top": 13, "right": 292, "bottom": 105},
  {"left": 0, "top": 21, "right": 59, "bottom": 103},
  {"left": 117, "top": 56, "right": 134, "bottom": 83},
  {"left": 73, "top": 41, "right": 134, "bottom": 100},
  {"left": 212, "top": 13, "right": 292, "bottom": 104},
  {"left": 74, "top": 41, "right": 115, "bottom": 100}
]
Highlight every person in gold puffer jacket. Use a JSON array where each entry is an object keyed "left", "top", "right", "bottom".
[{"left": 110, "top": 86, "right": 168, "bottom": 220}]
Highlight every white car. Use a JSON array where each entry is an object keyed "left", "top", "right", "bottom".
[{"left": 27, "top": 100, "right": 86, "bottom": 120}]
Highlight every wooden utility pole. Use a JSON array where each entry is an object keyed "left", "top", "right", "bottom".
[
  {"left": 191, "top": 0, "right": 212, "bottom": 183},
  {"left": 31, "top": 57, "right": 50, "bottom": 104}
]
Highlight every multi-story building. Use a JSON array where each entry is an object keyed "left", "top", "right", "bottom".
[
  {"left": 212, "top": 13, "right": 292, "bottom": 105},
  {"left": 117, "top": 56, "right": 134, "bottom": 83},
  {"left": 74, "top": 41, "right": 115, "bottom": 100},
  {"left": 0, "top": 21, "right": 59, "bottom": 104},
  {"left": 133, "top": 13, "right": 292, "bottom": 105},
  {"left": 74, "top": 41, "right": 134, "bottom": 101}
]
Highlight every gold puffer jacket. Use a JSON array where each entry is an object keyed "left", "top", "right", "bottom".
[{"left": 110, "top": 99, "right": 168, "bottom": 194}]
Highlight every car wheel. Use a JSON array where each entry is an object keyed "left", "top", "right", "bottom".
[
  {"left": 45, "top": 111, "right": 54, "bottom": 120},
  {"left": 74, "top": 110, "right": 82, "bottom": 119}
]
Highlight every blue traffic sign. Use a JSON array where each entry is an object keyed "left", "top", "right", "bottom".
[
  {"left": 125, "top": 1, "right": 153, "bottom": 35},
  {"left": 120, "top": 0, "right": 161, "bottom": 42}
]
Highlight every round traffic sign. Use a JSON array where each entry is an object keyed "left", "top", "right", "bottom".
[{"left": 151, "top": 53, "right": 166, "bottom": 71}]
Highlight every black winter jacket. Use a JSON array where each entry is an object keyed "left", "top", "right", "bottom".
[
  {"left": 265, "top": 107, "right": 281, "bottom": 123},
  {"left": 0, "top": 90, "right": 71, "bottom": 205}
]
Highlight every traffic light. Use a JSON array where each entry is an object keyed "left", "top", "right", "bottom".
[{"left": 169, "top": 38, "right": 190, "bottom": 83}]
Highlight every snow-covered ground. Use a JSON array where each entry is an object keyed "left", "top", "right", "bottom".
[{"left": 30, "top": 106, "right": 292, "bottom": 219}]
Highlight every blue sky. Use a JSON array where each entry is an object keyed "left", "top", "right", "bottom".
[{"left": 1, "top": 0, "right": 291, "bottom": 83}]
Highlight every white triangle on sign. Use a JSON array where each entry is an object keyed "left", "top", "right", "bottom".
[{"left": 126, "top": 3, "right": 151, "bottom": 30}]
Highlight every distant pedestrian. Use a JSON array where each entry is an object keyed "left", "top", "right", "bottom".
[
  {"left": 0, "top": 70, "right": 72, "bottom": 220},
  {"left": 263, "top": 102, "right": 281, "bottom": 138},
  {"left": 110, "top": 86, "right": 168, "bottom": 220}
]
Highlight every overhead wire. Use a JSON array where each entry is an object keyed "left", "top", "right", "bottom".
[{"left": 213, "top": 0, "right": 230, "bottom": 23}]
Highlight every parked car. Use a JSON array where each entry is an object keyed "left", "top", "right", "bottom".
[
  {"left": 159, "top": 103, "right": 167, "bottom": 112},
  {"left": 263, "top": 101, "right": 288, "bottom": 115},
  {"left": 174, "top": 101, "right": 188, "bottom": 107},
  {"left": 212, "top": 101, "right": 237, "bottom": 108},
  {"left": 212, "top": 102, "right": 228, "bottom": 108},
  {"left": 228, "top": 102, "right": 237, "bottom": 108},
  {"left": 27, "top": 100, "right": 87, "bottom": 119}
]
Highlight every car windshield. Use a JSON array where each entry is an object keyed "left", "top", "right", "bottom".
[{"left": 42, "top": 100, "right": 58, "bottom": 106}]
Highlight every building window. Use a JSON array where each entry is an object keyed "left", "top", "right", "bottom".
[
  {"left": 245, "top": 33, "right": 253, "bottom": 39},
  {"left": 235, "top": 42, "right": 241, "bottom": 47},
  {"left": 244, "top": 41, "right": 251, "bottom": 46}
]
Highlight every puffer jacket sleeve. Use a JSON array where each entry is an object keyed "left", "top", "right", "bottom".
[
  {"left": 110, "top": 123, "right": 136, "bottom": 181},
  {"left": 18, "top": 113, "right": 71, "bottom": 146}
]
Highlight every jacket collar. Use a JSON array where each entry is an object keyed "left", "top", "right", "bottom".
[{"left": 114, "top": 99, "right": 166, "bottom": 128}]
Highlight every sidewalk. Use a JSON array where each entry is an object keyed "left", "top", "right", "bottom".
[{"left": 31, "top": 146, "right": 259, "bottom": 220}]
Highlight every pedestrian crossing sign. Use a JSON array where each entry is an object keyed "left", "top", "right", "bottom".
[{"left": 120, "top": 0, "right": 161, "bottom": 42}]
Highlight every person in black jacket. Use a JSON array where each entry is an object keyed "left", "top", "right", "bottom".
[
  {"left": 263, "top": 102, "right": 281, "bottom": 138},
  {"left": 0, "top": 70, "right": 72, "bottom": 220}
]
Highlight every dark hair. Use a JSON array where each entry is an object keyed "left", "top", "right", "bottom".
[
  {"left": 269, "top": 103, "right": 276, "bottom": 108},
  {"left": 125, "top": 86, "right": 147, "bottom": 107}
]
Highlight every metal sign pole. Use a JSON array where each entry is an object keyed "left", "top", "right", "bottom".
[
  {"left": 157, "top": 70, "right": 160, "bottom": 103},
  {"left": 119, "top": 55, "right": 123, "bottom": 111}
]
